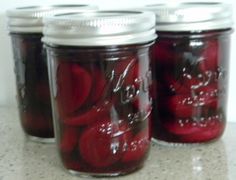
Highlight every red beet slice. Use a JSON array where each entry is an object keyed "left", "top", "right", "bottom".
[
  {"left": 79, "top": 118, "right": 131, "bottom": 168},
  {"left": 57, "top": 62, "right": 92, "bottom": 116},
  {"left": 166, "top": 95, "right": 194, "bottom": 118},
  {"left": 164, "top": 119, "right": 202, "bottom": 135},
  {"left": 181, "top": 73, "right": 202, "bottom": 90},
  {"left": 63, "top": 101, "right": 112, "bottom": 126},
  {"left": 195, "top": 84, "right": 218, "bottom": 109},
  {"left": 60, "top": 127, "right": 78, "bottom": 153},
  {"left": 61, "top": 153, "right": 81, "bottom": 171},
  {"left": 122, "top": 128, "right": 150, "bottom": 162},
  {"left": 90, "top": 68, "right": 107, "bottom": 103},
  {"left": 166, "top": 76, "right": 190, "bottom": 94},
  {"left": 181, "top": 116, "right": 224, "bottom": 142},
  {"left": 199, "top": 40, "right": 219, "bottom": 72}
]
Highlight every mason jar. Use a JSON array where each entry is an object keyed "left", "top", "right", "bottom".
[
  {"left": 144, "top": 2, "right": 233, "bottom": 144},
  {"left": 7, "top": 5, "right": 97, "bottom": 143},
  {"left": 43, "top": 11, "right": 156, "bottom": 176}
]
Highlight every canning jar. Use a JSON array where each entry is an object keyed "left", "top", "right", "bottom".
[
  {"left": 43, "top": 11, "right": 156, "bottom": 176},
  {"left": 145, "top": 2, "right": 233, "bottom": 144},
  {"left": 7, "top": 5, "right": 97, "bottom": 142}
]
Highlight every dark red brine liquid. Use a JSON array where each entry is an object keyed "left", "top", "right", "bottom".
[
  {"left": 47, "top": 45, "right": 152, "bottom": 175},
  {"left": 10, "top": 33, "right": 54, "bottom": 139},
  {"left": 151, "top": 30, "right": 231, "bottom": 144}
]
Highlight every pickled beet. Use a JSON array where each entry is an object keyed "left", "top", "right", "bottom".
[
  {"left": 60, "top": 127, "right": 78, "bottom": 153},
  {"left": 122, "top": 128, "right": 150, "bottom": 163},
  {"left": 165, "top": 95, "right": 194, "bottom": 118},
  {"left": 90, "top": 68, "right": 107, "bottom": 103},
  {"left": 79, "top": 119, "right": 131, "bottom": 168},
  {"left": 57, "top": 62, "right": 92, "bottom": 116},
  {"left": 164, "top": 119, "right": 205, "bottom": 135},
  {"left": 63, "top": 101, "right": 112, "bottom": 126},
  {"left": 195, "top": 84, "right": 218, "bottom": 109},
  {"left": 181, "top": 116, "right": 224, "bottom": 142},
  {"left": 22, "top": 111, "right": 53, "bottom": 138}
]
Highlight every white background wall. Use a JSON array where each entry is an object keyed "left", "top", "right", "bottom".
[{"left": 0, "top": 0, "right": 236, "bottom": 122}]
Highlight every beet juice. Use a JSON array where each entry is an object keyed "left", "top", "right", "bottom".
[
  {"left": 7, "top": 5, "right": 97, "bottom": 142},
  {"left": 145, "top": 2, "right": 233, "bottom": 144},
  {"left": 43, "top": 11, "right": 156, "bottom": 176}
]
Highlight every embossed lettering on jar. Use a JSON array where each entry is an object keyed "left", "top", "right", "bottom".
[
  {"left": 43, "top": 11, "right": 156, "bottom": 176},
  {"left": 144, "top": 2, "right": 233, "bottom": 144}
]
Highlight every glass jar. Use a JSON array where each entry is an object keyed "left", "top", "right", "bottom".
[
  {"left": 145, "top": 2, "right": 233, "bottom": 144},
  {"left": 7, "top": 5, "right": 97, "bottom": 142},
  {"left": 43, "top": 11, "right": 156, "bottom": 176}
]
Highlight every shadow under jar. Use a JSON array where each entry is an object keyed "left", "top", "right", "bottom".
[
  {"left": 144, "top": 2, "right": 233, "bottom": 145},
  {"left": 43, "top": 11, "right": 156, "bottom": 176},
  {"left": 7, "top": 5, "right": 97, "bottom": 142}
]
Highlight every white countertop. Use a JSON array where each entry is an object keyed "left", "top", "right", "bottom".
[{"left": 0, "top": 107, "right": 235, "bottom": 180}]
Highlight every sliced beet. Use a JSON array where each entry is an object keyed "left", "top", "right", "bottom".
[
  {"left": 22, "top": 111, "right": 53, "bottom": 138},
  {"left": 165, "top": 95, "right": 194, "bottom": 118},
  {"left": 90, "top": 68, "right": 107, "bottom": 103},
  {"left": 63, "top": 101, "right": 112, "bottom": 126},
  {"left": 122, "top": 128, "right": 150, "bottom": 163},
  {"left": 57, "top": 62, "right": 92, "bottom": 116},
  {"left": 165, "top": 75, "right": 190, "bottom": 94},
  {"left": 60, "top": 127, "right": 78, "bottom": 153},
  {"left": 181, "top": 116, "right": 224, "bottom": 142},
  {"left": 195, "top": 83, "right": 218, "bottom": 109},
  {"left": 164, "top": 119, "right": 202, "bottom": 135},
  {"left": 181, "top": 73, "right": 202, "bottom": 90},
  {"left": 79, "top": 118, "right": 131, "bottom": 168}
]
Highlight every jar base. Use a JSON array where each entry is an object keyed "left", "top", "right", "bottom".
[
  {"left": 151, "top": 138, "right": 220, "bottom": 147},
  {"left": 66, "top": 164, "right": 144, "bottom": 177},
  {"left": 25, "top": 134, "right": 55, "bottom": 143}
]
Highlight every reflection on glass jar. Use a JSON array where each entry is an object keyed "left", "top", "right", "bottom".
[
  {"left": 44, "top": 11, "right": 156, "bottom": 176},
  {"left": 144, "top": 2, "right": 233, "bottom": 144}
]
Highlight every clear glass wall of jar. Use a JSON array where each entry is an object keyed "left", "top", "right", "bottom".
[
  {"left": 7, "top": 5, "right": 97, "bottom": 142},
  {"left": 43, "top": 11, "right": 156, "bottom": 176}
]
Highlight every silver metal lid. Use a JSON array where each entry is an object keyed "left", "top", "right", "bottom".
[
  {"left": 7, "top": 5, "right": 98, "bottom": 33},
  {"left": 144, "top": 2, "right": 233, "bottom": 31},
  {"left": 42, "top": 11, "right": 157, "bottom": 46}
]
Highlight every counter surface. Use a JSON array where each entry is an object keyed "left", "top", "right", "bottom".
[{"left": 0, "top": 107, "right": 235, "bottom": 180}]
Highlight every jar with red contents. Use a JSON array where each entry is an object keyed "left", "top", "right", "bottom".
[
  {"left": 7, "top": 5, "right": 97, "bottom": 142},
  {"left": 145, "top": 2, "right": 233, "bottom": 144},
  {"left": 43, "top": 11, "right": 156, "bottom": 176}
]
